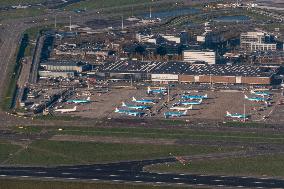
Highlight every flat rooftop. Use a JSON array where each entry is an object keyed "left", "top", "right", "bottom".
[
  {"left": 41, "top": 60, "right": 87, "bottom": 67},
  {"left": 99, "top": 61, "right": 278, "bottom": 77}
]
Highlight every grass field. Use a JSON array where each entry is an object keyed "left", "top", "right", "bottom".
[
  {"left": 12, "top": 125, "right": 284, "bottom": 144},
  {"left": 0, "top": 141, "right": 21, "bottom": 163},
  {"left": 0, "top": 179, "right": 189, "bottom": 189},
  {"left": 5, "top": 140, "right": 234, "bottom": 166},
  {"left": 0, "top": 8, "right": 43, "bottom": 21},
  {"left": 147, "top": 154, "right": 284, "bottom": 178},
  {"left": 1, "top": 34, "right": 29, "bottom": 110},
  {"left": 0, "top": 0, "right": 44, "bottom": 7},
  {"left": 66, "top": 0, "right": 152, "bottom": 10}
]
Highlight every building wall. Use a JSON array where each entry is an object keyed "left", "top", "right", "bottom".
[
  {"left": 179, "top": 75, "right": 195, "bottom": 82},
  {"left": 43, "top": 65, "right": 84, "bottom": 72},
  {"left": 177, "top": 74, "right": 271, "bottom": 85},
  {"left": 241, "top": 77, "right": 271, "bottom": 85},
  {"left": 39, "top": 71, "right": 74, "bottom": 78},
  {"left": 212, "top": 76, "right": 236, "bottom": 83},
  {"left": 151, "top": 74, "right": 179, "bottom": 82},
  {"left": 240, "top": 32, "right": 277, "bottom": 51}
]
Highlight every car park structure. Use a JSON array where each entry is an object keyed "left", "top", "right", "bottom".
[{"left": 98, "top": 61, "right": 279, "bottom": 85}]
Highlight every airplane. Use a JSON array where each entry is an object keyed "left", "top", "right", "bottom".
[
  {"left": 244, "top": 95, "right": 269, "bottom": 102},
  {"left": 250, "top": 90, "right": 271, "bottom": 96},
  {"left": 226, "top": 111, "right": 249, "bottom": 119},
  {"left": 170, "top": 105, "right": 193, "bottom": 111},
  {"left": 132, "top": 97, "right": 156, "bottom": 104},
  {"left": 55, "top": 106, "right": 77, "bottom": 113},
  {"left": 181, "top": 94, "right": 208, "bottom": 100},
  {"left": 67, "top": 97, "right": 91, "bottom": 104},
  {"left": 122, "top": 102, "right": 151, "bottom": 110},
  {"left": 147, "top": 87, "right": 167, "bottom": 95},
  {"left": 115, "top": 108, "right": 144, "bottom": 117},
  {"left": 175, "top": 99, "right": 203, "bottom": 106},
  {"left": 164, "top": 110, "right": 187, "bottom": 118}
]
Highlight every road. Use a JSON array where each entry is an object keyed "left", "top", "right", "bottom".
[{"left": 0, "top": 158, "right": 284, "bottom": 188}]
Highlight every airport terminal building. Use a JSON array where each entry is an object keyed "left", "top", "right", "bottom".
[{"left": 97, "top": 61, "right": 279, "bottom": 85}]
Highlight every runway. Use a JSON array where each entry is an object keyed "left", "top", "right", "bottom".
[{"left": 1, "top": 158, "right": 284, "bottom": 188}]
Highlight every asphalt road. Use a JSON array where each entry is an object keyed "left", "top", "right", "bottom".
[{"left": 0, "top": 158, "right": 284, "bottom": 188}]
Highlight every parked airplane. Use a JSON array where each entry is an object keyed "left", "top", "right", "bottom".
[
  {"left": 67, "top": 97, "right": 91, "bottom": 104},
  {"left": 175, "top": 99, "right": 203, "bottom": 106},
  {"left": 132, "top": 97, "right": 156, "bottom": 104},
  {"left": 164, "top": 110, "right": 187, "bottom": 118},
  {"left": 250, "top": 90, "right": 271, "bottom": 96},
  {"left": 147, "top": 87, "right": 167, "bottom": 95},
  {"left": 170, "top": 105, "right": 193, "bottom": 111},
  {"left": 226, "top": 111, "right": 249, "bottom": 119},
  {"left": 244, "top": 95, "right": 268, "bottom": 102},
  {"left": 122, "top": 102, "right": 151, "bottom": 110},
  {"left": 181, "top": 94, "right": 208, "bottom": 100},
  {"left": 115, "top": 108, "right": 144, "bottom": 117},
  {"left": 55, "top": 106, "right": 77, "bottom": 113}
]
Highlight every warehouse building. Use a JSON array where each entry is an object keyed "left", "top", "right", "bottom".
[
  {"left": 183, "top": 50, "right": 216, "bottom": 64},
  {"left": 40, "top": 60, "right": 90, "bottom": 73},
  {"left": 38, "top": 71, "right": 75, "bottom": 78},
  {"left": 98, "top": 61, "right": 278, "bottom": 85}
]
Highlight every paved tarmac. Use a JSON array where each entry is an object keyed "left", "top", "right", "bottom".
[{"left": 0, "top": 158, "right": 284, "bottom": 188}]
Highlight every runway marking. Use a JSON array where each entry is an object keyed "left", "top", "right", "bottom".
[
  {"left": 135, "top": 175, "right": 140, "bottom": 178},
  {"left": 236, "top": 186, "right": 244, "bottom": 188},
  {"left": 36, "top": 171, "right": 46, "bottom": 174},
  {"left": 95, "top": 168, "right": 102, "bottom": 171},
  {"left": 197, "top": 184, "right": 204, "bottom": 186},
  {"left": 112, "top": 180, "right": 122, "bottom": 182},
  {"left": 179, "top": 173, "right": 185, "bottom": 176},
  {"left": 217, "top": 185, "right": 225, "bottom": 187},
  {"left": 118, "top": 170, "right": 126, "bottom": 172},
  {"left": 91, "top": 179, "right": 99, "bottom": 181},
  {"left": 220, "top": 176, "right": 228, "bottom": 178},
  {"left": 254, "top": 181, "right": 263, "bottom": 184},
  {"left": 177, "top": 183, "right": 184, "bottom": 185},
  {"left": 0, "top": 175, "right": 7, "bottom": 177},
  {"left": 173, "top": 177, "right": 180, "bottom": 180},
  {"left": 109, "top": 174, "right": 118, "bottom": 177},
  {"left": 214, "top": 180, "right": 222, "bottom": 182},
  {"left": 67, "top": 178, "right": 76, "bottom": 180},
  {"left": 20, "top": 176, "right": 30, "bottom": 178},
  {"left": 44, "top": 177, "right": 54, "bottom": 179},
  {"left": 134, "top": 181, "right": 142, "bottom": 183},
  {"left": 62, "top": 172, "right": 72, "bottom": 175},
  {"left": 155, "top": 182, "right": 164, "bottom": 184}
]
